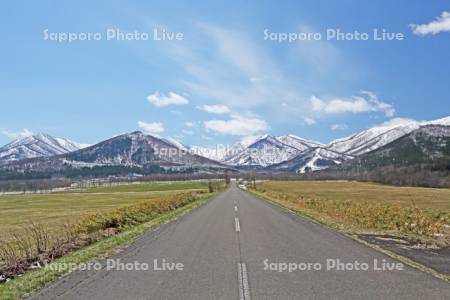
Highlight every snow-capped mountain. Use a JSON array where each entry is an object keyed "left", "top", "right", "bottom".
[
  {"left": 326, "top": 116, "right": 450, "bottom": 156},
  {"left": 188, "top": 145, "right": 238, "bottom": 162},
  {"left": 222, "top": 135, "right": 323, "bottom": 167},
  {"left": 1, "top": 116, "right": 448, "bottom": 177},
  {"left": 267, "top": 147, "right": 353, "bottom": 173},
  {"left": 338, "top": 124, "right": 450, "bottom": 173},
  {"left": 276, "top": 134, "right": 324, "bottom": 152},
  {"left": 164, "top": 137, "right": 189, "bottom": 151},
  {"left": 180, "top": 137, "right": 258, "bottom": 162},
  {"left": 277, "top": 116, "right": 450, "bottom": 173},
  {"left": 0, "top": 133, "right": 89, "bottom": 162},
  {"left": 163, "top": 137, "right": 244, "bottom": 162},
  {"left": 280, "top": 116, "right": 450, "bottom": 173},
  {"left": 64, "top": 131, "right": 228, "bottom": 168},
  {"left": 2, "top": 131, "right": 229, "bottom": 175},
  {"left": 163, "top": 134, "right": 324, "bottom": 168}
]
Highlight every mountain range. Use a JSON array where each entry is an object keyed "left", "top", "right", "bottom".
[
  {"left": 189, "top": 116, "right": 450, "bottom": 173},
  {"left": 0, "top": 133, "right": 89, "bottom": 162},
  {"left": 0, "top": 116, "right": 449, "bottom": 178},
  {"left": 339, "top": 124, "right": 450, "bottom": 171},
  {"left": 0, "top": 132, "right": 231, "bottom": 179}
]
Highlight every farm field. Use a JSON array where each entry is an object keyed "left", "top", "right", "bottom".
[
  {"left": 253, "top": 180, "right": 450, "bottom": 243},
  {"left": 81, "top": 181, "right": 209, "bottom": 193},
  {"left": 257, "top": 181, "right": 450, "bottom": 213},
  {"left": 0, "top": 181, "right": 209, "bottom": 234}
]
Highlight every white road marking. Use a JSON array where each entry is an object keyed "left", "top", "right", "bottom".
[
  {"left": 238, "top": 263, "right": 251, "bottom": 300},
  {"left": 234, "top": 205, "right": 238, "bottom": 212},
  {"left": 235, "top": 217, "right": 241, "bottom": 232},
  {"left": 242, "top": 263, "right": 251, "bottom": 300},
  {"left": 238, "top": 263, "right": 244, "bottom": 300}
]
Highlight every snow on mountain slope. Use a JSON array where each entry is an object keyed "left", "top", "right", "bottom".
[
  {"left": 163, "top": 137, "right": 247, "bottom": 162},
  {"left": 326, "top": 117, "right": 450, "bottom": 156},
  {"left": 2, "top": 131, "right": 230, "bottom": 175},
  {"left": 0, "top": 133, "right": 89, "bottom": 162},
  {"left": 262, "top": 116, "right": 449, "bottom": 172},
  {"left": 427, "top": 116, "right": 450, "bottom": 126},
  {"left": 62, "top": 131, "right": 227, "bottom": 168},
  {"left": 223, "top": 135, "right": 320, "bottom": 167},
  {"left": 188, "top": 145, "right": 237, "bottom": 162},
  {"left": 3, "top": 116, "right": 447, "bottom": 172},
  {"left": 164, "top": 137, "right": 189, "bottom": 151},
  {"left": 338, "top": 124, "right": 450, "bottom": 173},
  {"left": 297, "top": 148, "right": 352, "bottom": 173},
  {"left": 267, "top": 147, "right": 352, "bottom": 173},
  {"left": 55, "top": 138, "right": 90, "bottom": 152},
  {"left": 187, "top": 136, "right": 263, "bottom": 162},
  {"left": 171, "top": 134, "right": 323, "bottom": 166},
  {"left": 276, "top": 134, "right": 323, "bottom": 152}
]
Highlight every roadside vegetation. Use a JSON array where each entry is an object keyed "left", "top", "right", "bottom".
[
  {"left": 251, "top": 181, "right": 450, "bottom": 246},
  {"left": 0, "top": 182, "right": 210, "bottom": 233},
  {"left": 82, "top": 181, "right": 209, "bottom": 193},
  {"left": 0, "top": 181, "right": 225, "bottom": 286}
]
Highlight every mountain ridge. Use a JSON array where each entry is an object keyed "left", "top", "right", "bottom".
[
  {"left": 0, "top": 131, "right": 232, "bottom": 178},
  {"left": 0, "top": 133, "right": 89, "bottom": 162},
  {"left": 1, "top": 116, "right": 449, "bottom": 177}
]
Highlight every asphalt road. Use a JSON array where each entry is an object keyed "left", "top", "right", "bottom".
[{"left": 30, "top": 184, "right": 450, "bottom": 300}]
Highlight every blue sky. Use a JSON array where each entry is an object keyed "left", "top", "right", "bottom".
[{"left": 1, "top": 0, "right": 449, "bottom": 147}]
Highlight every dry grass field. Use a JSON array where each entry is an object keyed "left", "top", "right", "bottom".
[
  {"left": 254, "top": 180, "right": 450, "bottom": 241},
  {"left": 257, "top": 181, "right": 450, "bottom": 212},
  {"left": 0, "top": 181, "right": 218, "bottom": 283},
  {"left": 0, "top": 182, "right": 208, "bottom": 234}
]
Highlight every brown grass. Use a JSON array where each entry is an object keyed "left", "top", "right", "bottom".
[
  {"left": 0, "top": 186, "right": 207, "bottom": 234},
  {"left": 254, "top": 181, "right": 450, "bottom": 243},
  {"left": 0, "top": 191, "right": 207, "bottom": 281}
]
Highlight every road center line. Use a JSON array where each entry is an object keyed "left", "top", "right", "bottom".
[
  {"left": 235, "top": 217, "right": 241, "bottom": 232},
  {"left": 238, "top": 263, "right": 251, "bottom": 300},
  {"left": 234, "top": 205, "right": 238, "bottom": 212}
]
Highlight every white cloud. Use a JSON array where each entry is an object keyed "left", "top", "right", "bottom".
[
  {"left": 197, "top": 104, "right": 231, "bottom": 114},
  {"left": 132, "top": 20, "right": 364, "bottom": 129},
  {"left": 411, "top": 11, "right": 450, "bottom": 35},
  {"left": 303, "top": 117, "right": 316, "bottom": 125},
  {"left": 204, "top": 114, "right": 269, "bottom": 136},
  {"left": 331, "top": 124, "right": 348, "bottom": 131},
  {"left": 311, "top": 91, "right": 395, "bottom": 117},
  {"left": 160, "top": 23, "right": 304, "bottom": 111},
  {"left": 147, "top": 92, "right": 189, "bottom": 107},
  {"left": 1, "top": 128, "right": 33, "bottom": 139},
  {"left": 311, "top": 96, "right": 325, "bottom": 111},
  {"left": 185, "top": 121, "right": 197, "bottom": 127},
  {"left": 138, "top": 121, "right": 165, "bottom": 135}
]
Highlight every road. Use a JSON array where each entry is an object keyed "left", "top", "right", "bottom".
[{"left": 30, "top": 184, "right": 450, "bottom": 299}]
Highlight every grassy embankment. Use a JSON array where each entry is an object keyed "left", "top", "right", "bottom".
[
  {"left": 0, "top": 181, "right": 223, "bottom": 299},
  {"left": 251, "top": 181, "right": 450, "bottom": 245}
]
